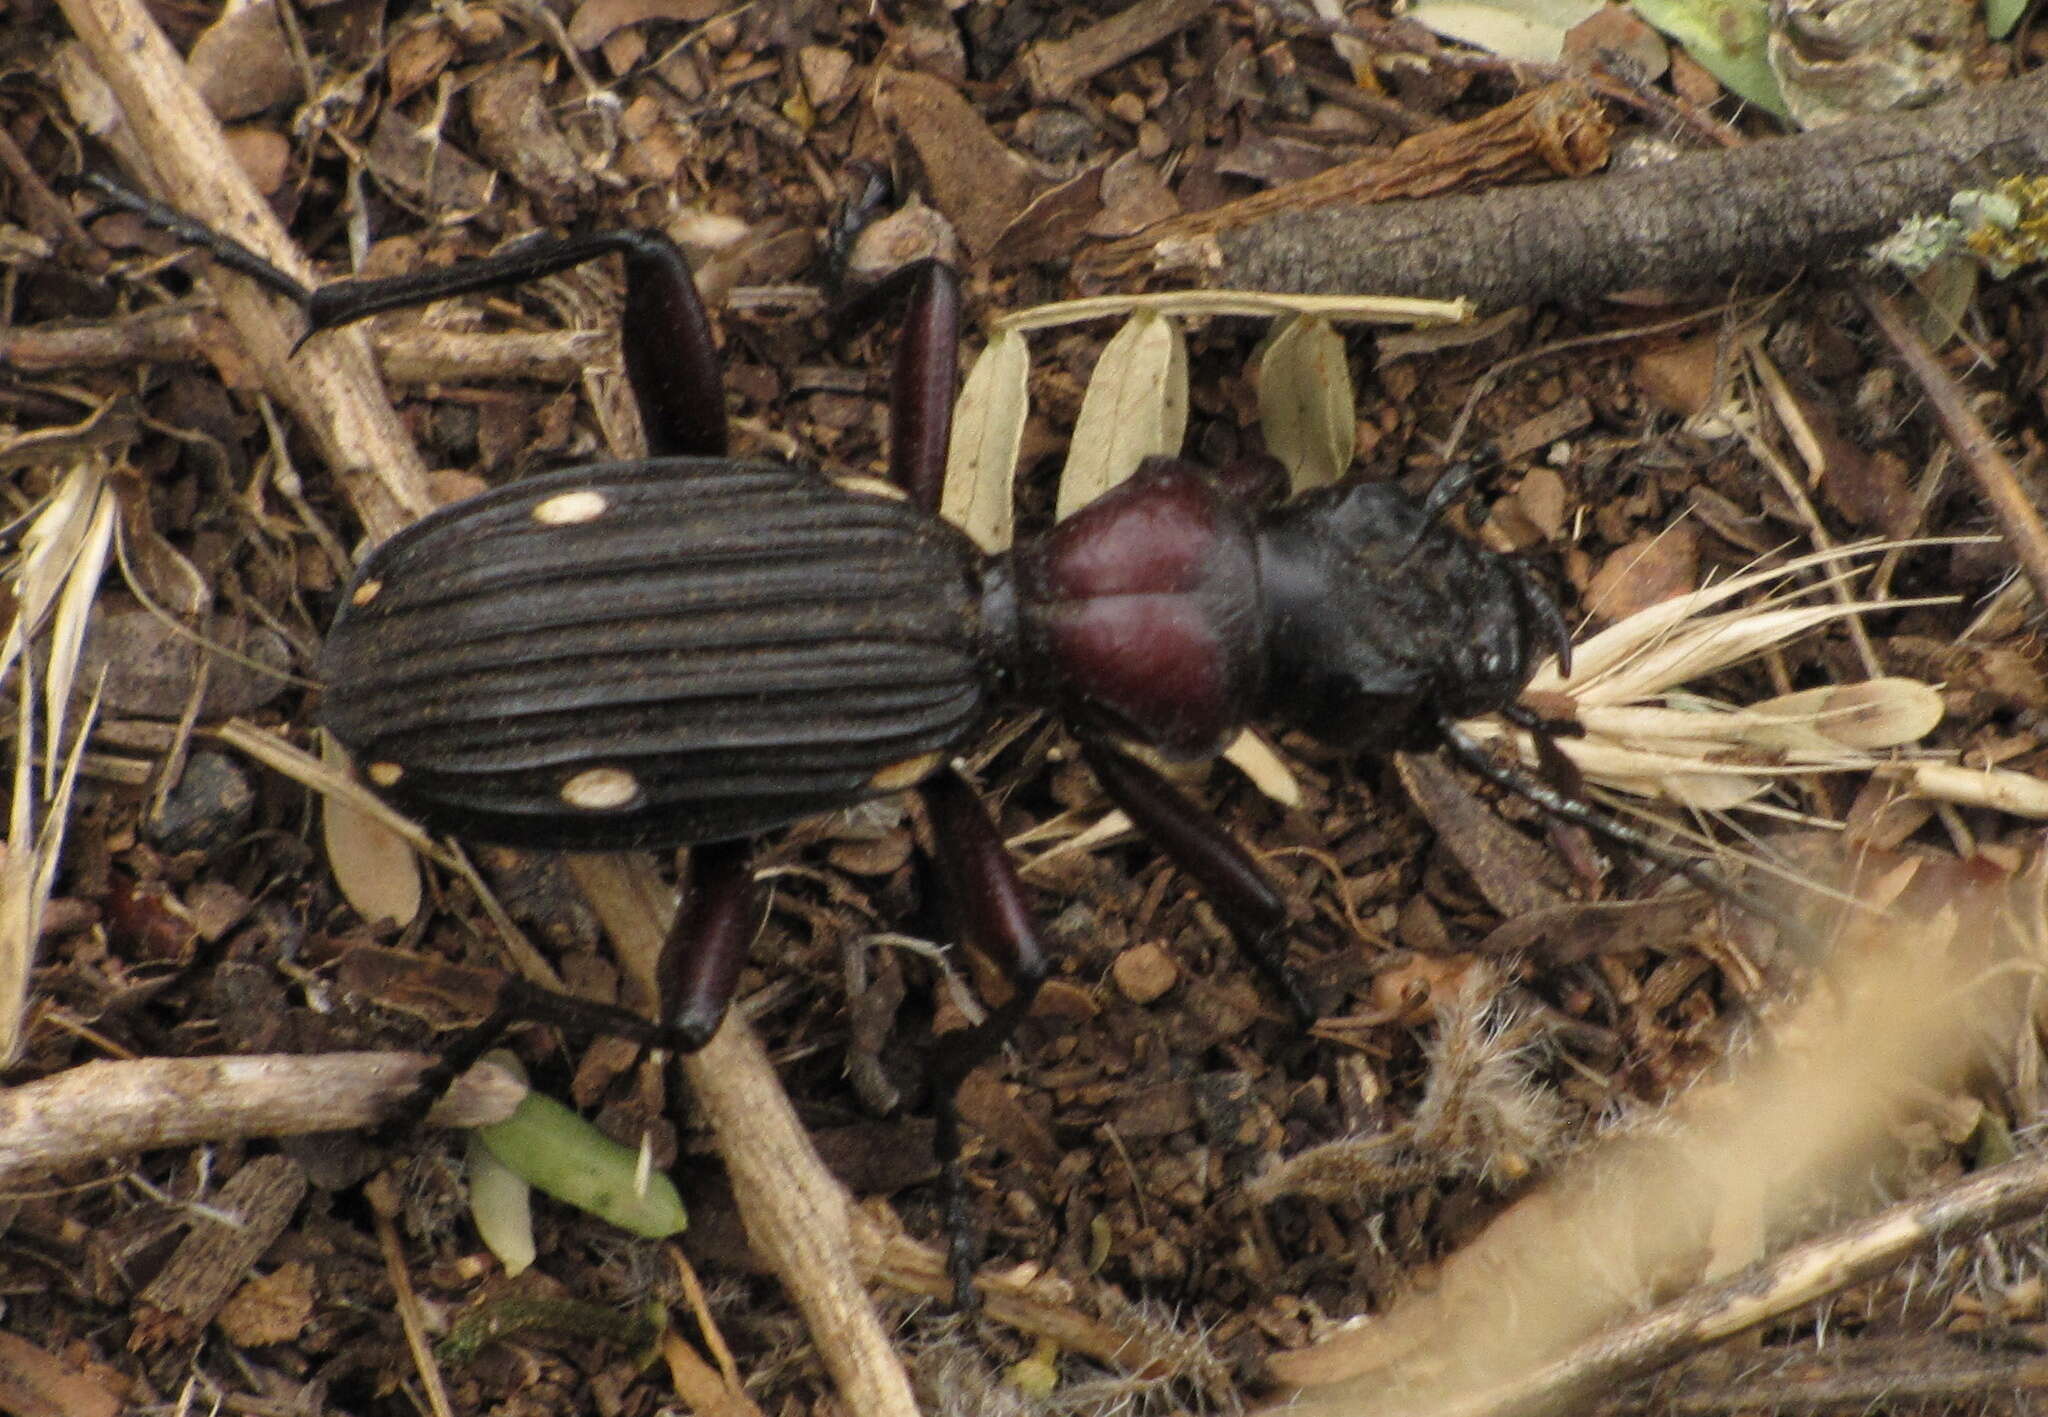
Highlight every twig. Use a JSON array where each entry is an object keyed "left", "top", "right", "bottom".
[
  {"left": 365, "top": 1172, "right": 457, "bottom": 1417},
  {"left": 1860, "top": 284, "right": 2048, "bottom": 615},
  {"left": 53, "top": 0, "right": 435, "bottom": 542},
  {"left": 1220, "top": 69, "right": 2048, "bottom": 308},
  {"left": 0, "top": 1054, "right": 525, "bottom": 1190}
]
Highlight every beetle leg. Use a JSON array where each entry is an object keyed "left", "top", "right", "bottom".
[
  {"left": 86, "top": 176, "right": 728, "bottom": 460},
  {"left": 656, "top": 838, "right": 761, "bottom": 1050},
  {"left": 297, "top": 232, "right": 726, "bottom": 460},
  {"left": 885, "top": 262, "right": 962, "bottom": 517},
  {"left": 370, "top": 842, "right": 756, "bottom": 1135},
  {"left": 1077, "top": 738, "right": 1317, "bottom": 1025},
  {"left": 921, "top": 766, "right": 1049, "bottom": 1308}
]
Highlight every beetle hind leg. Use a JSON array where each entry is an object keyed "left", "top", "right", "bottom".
[
  {"left": 921, "top": 767, "right": 1050, "bottom": 1309},
  {"left": 372, "top": 840, "right": 758, "bottom": 1139}
]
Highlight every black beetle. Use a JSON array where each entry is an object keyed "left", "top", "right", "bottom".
[{"left": 93, "top": 178, "right": 1611, "bottom": 1297}]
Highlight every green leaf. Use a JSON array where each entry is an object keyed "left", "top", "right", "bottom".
[
  {"left": 476, "top": 1084, "right": 687, "bottom": 1240},
  {"left": 1630, "top": 0, "right": 1788, "bottom": 117}
]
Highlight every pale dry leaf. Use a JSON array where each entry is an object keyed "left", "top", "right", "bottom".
[
  {"left": 942, "top": 325, "right": 1029, "bottom": 552},
  {"left": 1258, "top": 315, "right": 1356, "bottom": 492},
  {"left": 1057, "top": 310, "right": 1188, "bottom": 520},
  {"left": 1735, "top": 679, "right": 1944, "bottom": 751},
  {"left": 319, "top": 732, "right": 423, "bottom": 928},
  {"left": 1404, "top": 0, "right": 1604, "bottom": 62}
]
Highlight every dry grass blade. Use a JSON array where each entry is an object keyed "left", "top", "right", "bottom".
[
  {"left": 0, "top": 459, "right": 115, "bottom": 726},
  {"left": 993, "top": 289, "right": 1474, "bottom": 334},
  {"left": 1258, "top": 314, "right": 1355, "bottom": 491},
  {"left": 1888, "top": 761, "right": 2048, "bottom": 818},
  {"left": 318, "top": 731, "right": 423, "bottom": 929},
  {"left": 941, "top": 324, "right": 1029, "bottom": 552},
  {"left": 1524, "top": 542, "right": 1914, "bottom": 696},
  {"left": 0, "top": 667, "right": 102, "bottom": 1064},
  {"left": 1057, "top": 309, "right": 1188, "bottom": 519},
  {"left": 1477, "top": 544, "right": 1955, "bottom": 814}
]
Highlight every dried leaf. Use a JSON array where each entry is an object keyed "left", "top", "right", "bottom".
[
  {"left": 1258, "top": 315, "right": 1356, "bottom": 492},
  {"left": 1584, "top": 524, "right": 1699, "bottom": 627},
  {"left": 942, "top": 326, "right": 1029, "bottom": 552},
  {"left": 874, "top": 69, "right": 1043, "bottom": 257},
  {"left": 319, "top": 732, "right": 423, "bottom": 928},
  {"left": 1057, "top": 311, "right": 1188, "bottom": 520},
  {"left": 1406, "top": 0, "right": 1604, "bottom": 62}
]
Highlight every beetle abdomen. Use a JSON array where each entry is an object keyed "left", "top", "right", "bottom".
[{"left": 320, "top": 458, "right": 991, "bottom": 849}]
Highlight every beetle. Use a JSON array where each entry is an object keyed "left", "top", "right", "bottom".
[{"left": 93, "top": 177, "right": 1653, "bottom": 1297}]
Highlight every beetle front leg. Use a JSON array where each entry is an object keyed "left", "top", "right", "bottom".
[
  {"left": 1078, "top": 738, "right": 1317, "bottom": 1025},
  {"left": 887, "top": 262, "right": 962, "bottom": 517},
  {"left": 921, "top": 766, "right": 1049, "bottom": 1307}
]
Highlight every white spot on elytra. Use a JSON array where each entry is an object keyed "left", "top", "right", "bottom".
[
  {"left": 351, "top": 579, "right": 383, "bottom": 606},
  {"left": 868, "top": 750, "right": 943, "bottom": 792},
  {"left": 532, "top": 489, "right": 610, "bottom": 525},
  {"left": 561, "top": 766, "right": 641, "bottom": 810},
  {"left": 831, "top": 474, "right": 909, "bottom": 501},
  {"left": 368, "top": 761, "right": 404, "bottom": 787}
]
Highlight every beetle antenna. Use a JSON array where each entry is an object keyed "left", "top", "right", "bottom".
[
  {"left": 1436, "top": 716, "right": 1813, "bottom": 944},
  {"left": 74, "top": 173, "right": 314, "bottom": 305}
]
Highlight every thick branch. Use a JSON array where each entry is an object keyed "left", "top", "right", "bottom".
[{"left": 1222, "top": 69, "right": 2048, "bottom": 308}]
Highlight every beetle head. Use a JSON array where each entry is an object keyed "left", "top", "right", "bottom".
[{"left": 1254, "top": 480, "right": 1538, "bottom": 755}]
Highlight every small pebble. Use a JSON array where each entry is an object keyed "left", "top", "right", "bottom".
[{"left": 1112, "top": 941, "right": 1178, "bottom": 1004}]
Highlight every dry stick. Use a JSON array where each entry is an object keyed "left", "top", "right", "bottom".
[
  {"left": 1221, "top": 68, "right": 2048, "bottom": 309},
  {"left": 1861, "top": 285, "right": 2048, "bottom": 615},
  {"left": 1271, "top": 1149, "right": 2048, "bottom": 1417},
  {"left": 0, "top": 1054, "right": 525, "bottom": 1190},
  {"left": 54, "top": 0, "right": 434, "bottom": 543},
  {"left": 1643, "top": 1335, "right": 2048, "bottom": 1413},
  {"left": 566, "top": 854, "right": 922, "bottom": 1417}
]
